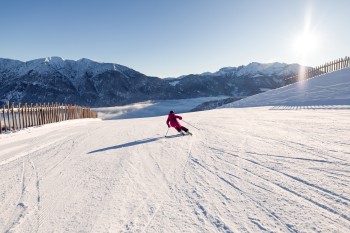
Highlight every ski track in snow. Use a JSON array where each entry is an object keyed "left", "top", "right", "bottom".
[{"left": 0, "top": 108, "right": 349, "bottom": 232}]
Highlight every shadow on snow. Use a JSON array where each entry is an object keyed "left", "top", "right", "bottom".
[{"left": 87, "top": 134, "right": 184, "bottom": 154}]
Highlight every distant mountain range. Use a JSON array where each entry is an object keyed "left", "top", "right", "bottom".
[{"left": 0, "top": 57, "right": 304, "bottom": 107}]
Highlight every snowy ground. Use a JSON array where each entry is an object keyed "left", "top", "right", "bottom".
[
  {"left": 1, "top": 69, "right": 350, "bottom": 232},
  {"left": 225, "top": 68, "right": 350, "bottom": 108},
  {"left": 1, "top": 106, "right": 349, "bottom": 232}
]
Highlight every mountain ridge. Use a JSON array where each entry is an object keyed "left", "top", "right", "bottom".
[{"left": 0, "top": 57, "right": 305, "bottom": 107}]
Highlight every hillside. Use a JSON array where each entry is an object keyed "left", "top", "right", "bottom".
[
  {"left": 224, "top": 67, "right": 350, "bottom": 108},
  {"left": 0, "top": 68, "right": 349, "bottom": 232}
]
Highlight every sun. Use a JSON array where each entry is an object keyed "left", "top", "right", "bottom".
[{"left": 293, "top": 31, "right": 319, "bottom": 54}]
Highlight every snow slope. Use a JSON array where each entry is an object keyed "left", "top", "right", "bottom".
[
  {"left": 224, "top": 68, "right": 350, "bottom": 108},
  {"left": 1, "top": 108, "right": 349, "bottom": 233},
  {"left": 0, "top": 69, "right": 350, "bottom": 232}
]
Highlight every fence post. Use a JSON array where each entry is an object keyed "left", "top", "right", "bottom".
[
  {"left": 34, "top": 103, "right": 38, "bottom": 126},
  {"left": 2, "top": 104, "right": 7, "bottom": 132},
  {"left": 39, "top": 104, "right": 43, "bottom": 125},
  {"left": 27, "top": 104, "right": 32, "bottom": 127},
  {"left": 23, "top": 103, "right": 26, "bottom": 128},
  {"left": 69, "top": 104, "right": 72, "bottom": 120},
  {"left": 63, "top": 104, "right": 66, "bottom": 120},
  {"left": 29, "top": 103, "right": 33, "bottom": 127},
  {"left": 335, "top": 59, "right": 337, "bottom": 70},
  {"left": 345, "top": 57, "right": 347, "bottom": 67},
  {"left": 48, "top": 103, "right": 51, "bottom": 123},
  {"left": 335, "top": 59, "right": 338, "bottom": 70},
  {"left": 60, "top": 103, "right": 63, "bottom": 121},
  {"left": 43, "top": 103, "right": 47, "bottom": 125},
  {"left": 29, "top": 103, "right": 32, "bottom": 127},
  {"left": 49, "top": 103, "right": 52, "bottom": 123},
  {"left": 45, "top": 103, "right": 48, "bottom": 125},
  {"left": 27, "top": 103, "right": 30, "bottom": 127},
  {"left": 336, "top": 59, "right": 339, "bottom": 70},
  {"left": 44, "top": 103, "right": 47, "bottom": 125},
  {"left": 32, "top": 104, "right": 36, "bottom": 127},
  {"left": 18, "top": 103, "right": 22, "bottom": 129},
  {"left": 42, "top": 103, "right": 45, "bottom": 124},
  {"left": 0, "top": 105, "right": 2, "bottom": 134},
  {"left": 47, "top": 103, "right": 51, "bottom": 123},
  {"left": 34, "top": 104, "right": 38, "bottom": 126},
  {"left": 50, "top": 102, "right": 54, "bottom": 123},
  {"left": 21, "top": 104, "right": 24, "bottom": 129},
  {"left": 330, "top": 61, "right": 333, "bottom": 72},
  {"left": 341, "top": 58, "right": 344, "bottom": 69},
  {"left": 66, "top": 104, "right": 69, "bottom": 120},
  {"left": 11, "top": 103, "right": 17, "bottom": 131},
  {"left": 61, "top": 104, "right": 64, "bottom": 121},
  {"left": 35, "top": 104, "right": 40, "bottom": 126},
  {"left": 14, "top": 103, "right": 19, "bottom": 130},
  {"left": 56, "top": 103, "right": 59, "bottom": 122},
  {"left": 58, "top": 103, "right": 61, "bottom": 122},
  {"left": 52, "top": 103, "right": 55, "bottom": 122},
  {"left": 24, "top": 103, "right": 27, "bottom": 128},
  {"left": 52, "top": 102, "right": 55, "bottom": 122},
  {"left": 7, "top": 102, "right": 11, "bottom": 132},
  {"left": 54, "top": 103, "right": 57, "bottom": 123}
]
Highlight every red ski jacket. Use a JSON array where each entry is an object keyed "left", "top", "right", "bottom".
[{"left": 166, "top": 113, "right": 182, "bottom": 128}]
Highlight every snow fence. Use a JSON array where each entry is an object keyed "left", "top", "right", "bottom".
[{"left": 0, "top": 102, "right": 98, "bottom": 134}]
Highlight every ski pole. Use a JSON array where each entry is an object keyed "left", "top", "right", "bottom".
[
  {"left": 181, "top": 120, "right": 200, "bottom": 130},
  {"left": 165, "top": 128, "right": 169, "bottom": 137}
]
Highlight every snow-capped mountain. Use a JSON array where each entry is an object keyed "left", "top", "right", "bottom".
[
  {"left": 0, "top": 57, "right": 304, "bottom": 107},
  {"left": 200, "top": 62, "right": 300, "bottom": 78},
  {"left": 0, "top": 57, "right": 142, "bottom": 86},
  {"left": 167, "top": 62, "right": 303, "bottom": 99},
  {"left": 0, "top": 57, "right": 171, "bottom": 106}
]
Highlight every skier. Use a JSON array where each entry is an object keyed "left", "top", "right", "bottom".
[{"left": 166, "top": 111, "right": 192, "bottom": 136}]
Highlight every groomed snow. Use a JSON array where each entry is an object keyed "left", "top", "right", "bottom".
[
  {"left": 0, "top": 69, "right": 350, "bottom": 232},
  {"left": 224, "top": 68, "right": 350, "bottom": 108}
]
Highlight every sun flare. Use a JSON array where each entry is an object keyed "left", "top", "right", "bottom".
[{"left": 293, "top": 32, "right": 319, "bottom": 54}]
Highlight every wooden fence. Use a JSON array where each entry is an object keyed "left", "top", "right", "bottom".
[
  {"left": 285, "top": 56, "right": 350, "bottom": 85},
  {"left": 0, "top": 102, "right": 98, "bottom": 134}
]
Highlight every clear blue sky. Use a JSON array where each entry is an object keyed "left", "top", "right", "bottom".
[{"left": 1, "top": 0, "right": 349, "bottom": 78}]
